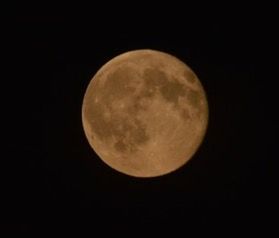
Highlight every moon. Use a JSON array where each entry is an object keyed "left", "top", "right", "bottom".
[{"left": 82, "top": 49, "right": 208, "bottom": 177}]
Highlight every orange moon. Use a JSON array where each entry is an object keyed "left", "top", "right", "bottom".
[{"left": 82, "top": 49, "right": 208, "bottom": 177}]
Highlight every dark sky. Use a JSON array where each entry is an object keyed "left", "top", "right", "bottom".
[{"left": 1, "top": 6, "right": 276, "bottom": 234}]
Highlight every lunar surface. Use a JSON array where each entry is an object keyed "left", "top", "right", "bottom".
[{"left": 82, "top": 49, "right": 208, "bottom": 177}]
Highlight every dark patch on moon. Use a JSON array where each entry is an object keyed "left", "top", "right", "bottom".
[
  {"left": 101, "top": 66, "right": 137, "bottom": 102},
  {"left": 114, "top": 140, "right": 128, "bottom": 152},
  {"left": 85, "top": 102, "right": 113, "bottom": 140},
  {"left": 180, "top": 108, "right": 190, "bottom": 121},
  {"left": 160, "top": 79, "right": 186, "bottom": 105},
  {"left": 143, "top": 68, "right": 168, "bottom": 89},
  {"left": 142, "top": 67, "right": 187, "bottom": 106},
  {"left": 113, "top": 119, "right": 149, "bottom": 153},
  {"left": 186, "top": 88, "right": 202, "bottom": 108},
  {"left": 184, "top": 69, "right": 196, "bottom": 84},
  {"left": 132, "top": 119, "right": 150, "bottom": 144}
]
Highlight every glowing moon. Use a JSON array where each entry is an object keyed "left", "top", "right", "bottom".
[{"left": 82, "top": 49, "right": 208, "bottom": 177}]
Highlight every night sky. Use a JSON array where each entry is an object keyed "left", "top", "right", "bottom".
[{"left": 2, "top": 5, "right": 275, "bottom": 234}]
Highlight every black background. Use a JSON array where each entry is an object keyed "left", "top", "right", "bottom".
[{"left": 1, "top": 4, "right": 276, "bottom": 234}]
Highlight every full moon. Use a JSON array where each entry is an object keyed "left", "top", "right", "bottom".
[{"left": 82, "top": 49, "right": 208, "bottom": 177}]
